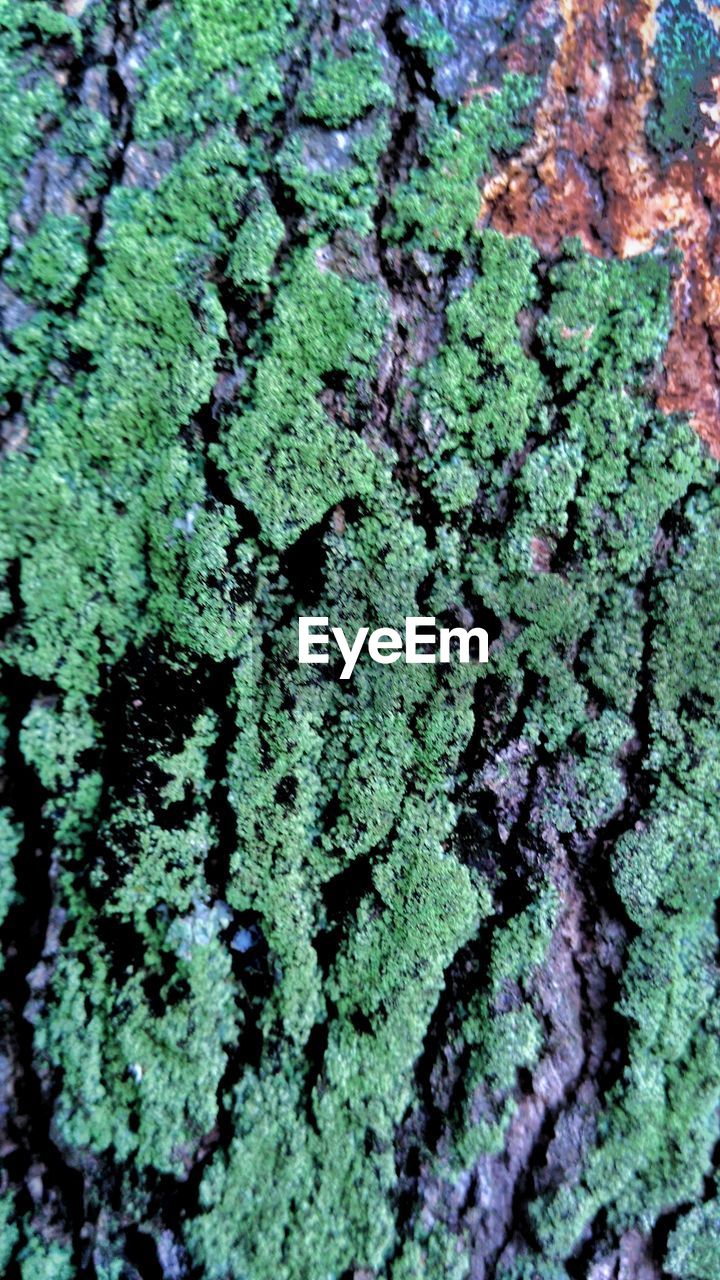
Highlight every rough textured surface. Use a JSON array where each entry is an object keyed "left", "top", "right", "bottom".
[
  {"left": 1, "top": 2, "right": 720, "bottom": 1278},
  {"left": 484, "top": 0, "right": 720, "bottom": 452}
]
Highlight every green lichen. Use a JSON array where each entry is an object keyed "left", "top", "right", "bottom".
[
  {"left": 648, "top": 0, "right": 720, "bottom": 159},
  {"left": 0, "top": 2, "right": 64, "bottom": 254},
  {"left": 298, "top": 35, "right": 393, "bottom": 127},
  {"left": 18, "top": 1233, "right": 74, "bottom": 1280},
  {"left": 390, "top": 74, "right": 538, "bottom": 252},
  {"left": 402, "top": 4, "right": 458, "bottom": 71},
  {"left": 666, "top": 1200, "right": 720, "bottom": 1279},
  {"left": 448, "top": 886, "right": 557, "bottom": 1166},
  {"left": 36, "top": 684, "right": 240, "bottom": 1174},
  {"left": 214, "top": 249, "right": 389, "bottom": 549},
  {"left": 7, "top": 213, "right": 89, "bottom": 307},
  {"left": 135, "top": 0, "right": 297, "bottom": 139},
  {"left": 419, "top": 229, "right": 547, "bottom": 507},
  {"left": 0, "top": 1197, "right": 17, "bottom": 1271},
  {"left": 0, "top": 701, "right": 19, "bottom": 941},
  {"left": 278, "top": 30, "right": 394, "bottom": 236},
  {"left": 279, "top": 113, "right": 392, "bottom": 238},
  {"left": 1, "top": 5, "right": 718, "bottom": 1277},
  {"left": 228, "top": 188, "right": 285, "bottom": 295},
  {"left": 390, "top": 1225, "right": 471, "bottom": 1280}
]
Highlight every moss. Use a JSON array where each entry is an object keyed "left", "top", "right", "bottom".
[
  {"left": 0, "top": 130, "right": 255, "bottom": 695},
  {"left": 187, "top": 496, "right": 484, "bottom": 1274},
  {"left": 579, "top": 586, "right": 644, "bottom": 714},
  {"left": 389, "top": 74, "right": 538, "bottom": 252},
  {"left": 55, "top": 105, "right": 112, "bottom": 196},
  {"left": 390, "top": 1225, "right": 471, "bottom": 1279},
  {"left": 666, "top": 1200, "right": 720, "bottom": 1279},
  {"left": 0, "top": 1194, "right": 18, "bottom": 1271},
  {"left": 277, "top": 31, "right": 394, "bottom": 237},
  {"left": 0, "top": 810, "right": 19, "bottom": 939},
  {"left": 526, "top": 482, "right": 720, "bottom": 1255},
  {"left": 18, "top": 696, "right": 100, "bottom": 845},
  {"left": 449, "top": 887, "right": 557, "bottom": 1165},
  {"left": 0, "top": 2, "right": 64, "bottom": 254},
  {"left": 647, "top": 0, "right": 720, "bottom": 159},
  {"left": 214, "top": 249, "right": 389, "bottom": 550},
  {"left": 0, "top": 701, "right": 20, "bottom": 941},
  {"left": 135, "top": 0, "right": 297, "bottom": 139},
  {"left": 228, "top": 188, "right": 285, "bottom": 295},
  {"left": 540, "top": 710, "right": 631, "bottom": 835},
  {"left": 1, "top": 443, "right": 148, "bottom": 696},
  {"left": 496, "top": 1260, "right": 569, "bottom": 1280},
  {"left": 9, "top": 2, "right": 79, "bottom": 50},
  {"left": 537, "top": 239, "right": 672, "bottom": 390},
  {"left": 189, "top": 777, "right": 481, "bottom": 1269},
  {"left": 7, "top": 213, "right": 89, "bottom": 307},
  {"left": 420, "top": 229, "right": 547, "bottom": 507},
  {"left": 408, "top": 227, "right": 719, "bottom": 1259},
  {"left": 152, "top": 709, "right": 218, "bottom": 805},
  {"left": 298, "top": 34, "right": 393, "bottom": 128},
  {"left": 38, "top": 864, "right": 239, "bottom": 1173},
  {"left": 279, "top": 114, "right": 392, "bottom": 238},
  {"left": 2, "top": 6, "right": 719, "bottom": 1273},
  {"left": 18, "top": 1230, "right": 74, "bottom": 1280},
  {"left": 401, "top": 4, "right": 458, "bottom": 71}
]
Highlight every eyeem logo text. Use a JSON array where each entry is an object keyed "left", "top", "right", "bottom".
[{"left": 298, "top": 616, "right": 489, "bottom": 680}]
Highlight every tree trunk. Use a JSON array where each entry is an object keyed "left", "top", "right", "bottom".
[{"left": 1, "top": 2, "right": 719, "bottom": 1278}]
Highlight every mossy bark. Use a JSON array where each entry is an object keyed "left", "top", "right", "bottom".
[{"left": 1, "top": 3, "right": 719, "bottom": 1279}]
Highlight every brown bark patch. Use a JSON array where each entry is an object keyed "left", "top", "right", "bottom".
[{"left": 482, "top": 0, "right": 720, "bottom": 453}]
